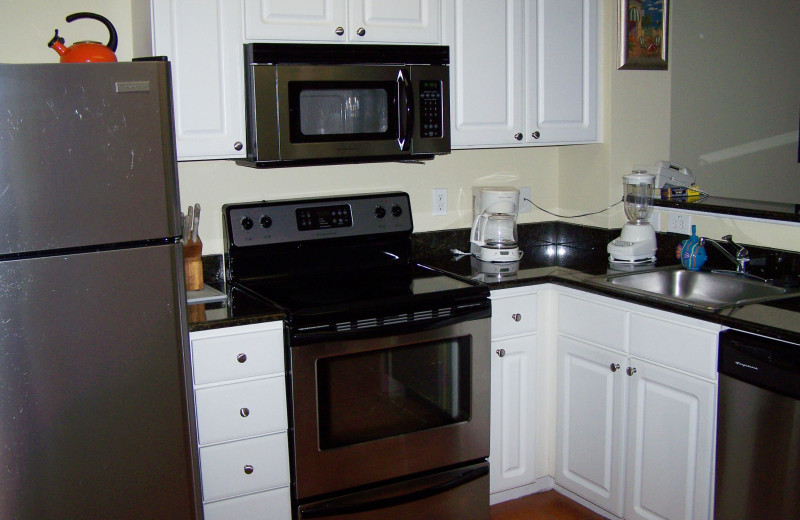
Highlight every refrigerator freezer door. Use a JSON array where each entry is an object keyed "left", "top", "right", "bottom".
[
  {"left": 0, "top": 243, "right": 200, "bottom": 519},
  {"left": 0, "top": 62, "right": 181, "bottom": 256}
]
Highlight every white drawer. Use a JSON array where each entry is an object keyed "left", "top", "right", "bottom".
[
  {"left": 195, "top": 377, "right": 287, "bottom": 445},
  {"left": 558, "top": 293, "right": 627, "bottom": 353},
  {"left": 203, "top": 487, "right": 291, "bottom": 520},
  {"left": 200, "top": 433, "right": 290, "bottom": 502},
  {"left": 629, "top": 313, "right": 718, "bottom": 379},
  {"left": 491, "top": 292, "right": 537, "bottom": 337},
  {"left": 192, "top": 327, "right": 284, "bottom": 385}
]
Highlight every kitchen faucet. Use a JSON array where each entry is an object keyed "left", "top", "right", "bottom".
[{"left": 703, "top": 234, "right": 750, "bottom": 273}]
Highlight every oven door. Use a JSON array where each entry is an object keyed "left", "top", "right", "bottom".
[{"left": 289, "top": 314, "right": 490, "bottom": 501}]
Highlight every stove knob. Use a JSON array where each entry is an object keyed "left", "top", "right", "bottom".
[
  {"left": 391, "top": 205, "right": 403, "bottom": 217},
  {"left": 375, "top": 206, "right": 386, "bottom": 219},
  {"left": 260, "top": 215, "right": 272, "bottom": 229},
  {"left": 241, "top": 216, "right": 254, "bottom": 230}
]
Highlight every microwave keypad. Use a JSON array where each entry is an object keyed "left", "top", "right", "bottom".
[{"left": 419, "top": 81, "right": 443, "bottom": 138}]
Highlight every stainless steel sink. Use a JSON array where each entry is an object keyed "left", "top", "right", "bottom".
[{"left": 590, "top": 266, "right": 800, "bottom": 310}]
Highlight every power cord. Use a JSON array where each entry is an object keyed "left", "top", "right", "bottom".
[{"left": 524, "top": 196, "right": 624, "bottom": 219}]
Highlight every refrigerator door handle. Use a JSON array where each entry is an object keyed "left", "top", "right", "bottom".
[{"left": 300, "top": 464, "right": 488, "bottom": 518}]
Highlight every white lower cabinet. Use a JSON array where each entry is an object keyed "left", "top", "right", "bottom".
[
  {"left": 489, "top": 287, "right": 542, "bottom": 499},
  {"left": 189, "top": 321, "right": 291, "bottom": 520},
  {"left": 555, "top": 288, "right": 719, "bottom": 520}
]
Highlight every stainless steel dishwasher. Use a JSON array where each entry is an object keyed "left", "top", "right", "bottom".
[{"left": 715, "top": 329, "right": 800, "bottom": 520}]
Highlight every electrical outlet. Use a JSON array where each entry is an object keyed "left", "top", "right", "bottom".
[
  {"left": 519, "top": 187, "right": 532, "bottom": 213},
  {"left": 432, "top": 188, "right": 447, "bottom": 216},
  {"left": 667, "top": 213, "right": 692, "bottom": 234}
]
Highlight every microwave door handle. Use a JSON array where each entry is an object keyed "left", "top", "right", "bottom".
[{"left": 396, "top": 69, "right": 414, "bottom": 151}]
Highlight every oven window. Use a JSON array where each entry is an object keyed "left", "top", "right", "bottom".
[
  {"left": 290, "top": 82, "right": 396, "bottom": 142},
  {"left": 316, "top": 336, "right": 471, "bottom": 450}
]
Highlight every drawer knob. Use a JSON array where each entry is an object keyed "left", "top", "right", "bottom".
[
  {"left": 233, "top": 141, "right": 243, "bottom": 151},
  {"left": 356, "top": 27, "right": 366, "bottom": 37},
  {"left": 335, "top": 26, "right": 344, "bottom": 36},
  {"left": 514, "top": 133, "right": 523, "bottom": 141},
  {"left": 244, "top": 464, "right": 254, "bottom": 475},
  {"left": 626, "top": 367, "right": 637, "bottom": 376},
  {"left": 511, "top": 313, "right": 522, "bottom": 322},
  {"left": 239, "top": 407, "right": 250, "bottom": 418},
  {"left": 531, "top": 131, "right": 541, "bottom": 139},
  {"left": 496, "top": 348, "right": 506, "bottom": 357},
  {"left": 610, "top": 363, "right": 620, "bottom": 372},
  {"left": 237, "top": 353, "right": 247, "bottom": 364}
]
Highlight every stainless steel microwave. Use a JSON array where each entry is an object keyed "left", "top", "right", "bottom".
[{"left": 239, "top": 43, "right": 450, "bottom": 167}]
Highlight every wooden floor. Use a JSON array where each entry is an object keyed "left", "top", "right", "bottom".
[{"left": 490, "top": 491, "right": 606, "bottom": 520}]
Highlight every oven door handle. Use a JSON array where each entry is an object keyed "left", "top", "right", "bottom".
[{"left": 299, "top": 464, "right": 488, "bottom": 518}]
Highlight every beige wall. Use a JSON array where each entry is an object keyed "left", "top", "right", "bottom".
[{"left": 3, "top": 0, "right": 798, "bottom": 255}]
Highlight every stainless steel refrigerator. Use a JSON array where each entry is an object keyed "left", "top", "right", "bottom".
[{"left": 0, "top": 62, "right": 202, "bottom": 519}]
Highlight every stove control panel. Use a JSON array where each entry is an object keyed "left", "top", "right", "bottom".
[{"left": 224, "top": 192, "right": 412, "bottom": 247}]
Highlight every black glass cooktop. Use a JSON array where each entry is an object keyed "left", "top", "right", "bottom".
[{"left": 237, "top": 262, "right": 485, "bottom": 317}]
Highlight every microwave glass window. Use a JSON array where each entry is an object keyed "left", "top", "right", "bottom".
[
  {"left": 316, "top": 336, "right": 472, "bottom": 450},
  {"left": 299, "top": 88, "right": 389, "bottom": 136}
]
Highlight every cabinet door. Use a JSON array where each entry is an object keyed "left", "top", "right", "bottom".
[
  {"left": 243, "top": 0, "right": 347, "bottom": 42},
  {"left": 525, "top": 0, "right": 598, "bottom": 144},
  {"left": 490, "top": 335, "right": 537, "bottom": 494},
  {"left": 349, "top": 0, "right": 441, "bottom": 43},
  {"left": 556, "top": 336, "right": 626, "bottom": 517},
  {"left": 446, "top": 0, "right": 525, "bottom": 146},
  {"left": 151, "top": 0, "right": 246, "bottom": 160},
  {"left": 624, "top": 359, "right": 715, "bottom": 520}
]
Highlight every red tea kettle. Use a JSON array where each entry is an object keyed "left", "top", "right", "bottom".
[{"left": 47, "top": 12, "right": 118, "bottom": 63}]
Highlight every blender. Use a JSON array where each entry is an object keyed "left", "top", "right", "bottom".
[
  {"left": 607, "top": 172, "right": 657, "bottom": 263},
  {"left": 470, "top": 187, "right": 521, "bottom": 262}
]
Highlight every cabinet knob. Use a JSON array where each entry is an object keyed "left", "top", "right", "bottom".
[
  {"left": 237, "top": 353, "right": 247, "bottom": 364},
  {"left": 239, "top": 407, "right": 250, "bottom": 418},
  {"left": 496, "top": 348, "right": 506, "bottom": 357},
  {"left": 531, "top": 131, "right": 541, "bottom": 139},
  {"left": 243, "top": 465, "right": 254, "bottom": 475},
  {"left": 514, "top": 133, "right": 523, "bottom": 141},
  {"left": 356, "top": 27, "right": 366, "bottom": 37},
  {"left": 335, "top": 26, "right": 345, "bottom": 36},
  {"left": 610, "top": 363, "right": 620, "bottom": 372},
  {"left": 233, "top": 141, "right": 243, "bottom": 151},
  {"left": 626, "top": 367, "right": 637, "bottom": 376},
  {"left": 511, "top": 313, "right": 522, "bottom": 322}
]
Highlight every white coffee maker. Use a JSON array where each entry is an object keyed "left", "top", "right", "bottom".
[{"left": 470, "top": 186, "right": 521, "bottom": 262}]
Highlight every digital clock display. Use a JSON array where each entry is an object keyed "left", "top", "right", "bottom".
[{"left": 296, "top": 204, "right": 353, "bottom": 231}]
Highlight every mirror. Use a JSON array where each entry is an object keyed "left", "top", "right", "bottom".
[{"left": 669, "top": 1, "right": 800, "bottom": 216}]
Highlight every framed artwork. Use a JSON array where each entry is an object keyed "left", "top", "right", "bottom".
[{"left": 618, "top": 0, "right": 669, "bottom": 70}]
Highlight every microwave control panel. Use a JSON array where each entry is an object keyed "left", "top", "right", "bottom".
[{"left": 419, "top": 80, "right": 443, "bottom": 138}]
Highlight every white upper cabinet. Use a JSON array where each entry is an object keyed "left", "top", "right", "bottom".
[
  {"left": 135, "top": 0, "right": 247, "bottom": 161},
  {"left": 244, "top": 0, "right": 441, "bottom": 43},
  {"left": 445, "top": 0, "right": 598, "bottom": 148},
  {"left": 525, "top": 0, "right": 598, "bottom": 144}
]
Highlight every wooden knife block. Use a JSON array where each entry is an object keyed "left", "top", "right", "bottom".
[{"left": 183, "top": 239, "right": 203, "bottom": 292}]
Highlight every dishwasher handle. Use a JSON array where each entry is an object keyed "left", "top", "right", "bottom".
[{"left": 718, "top": 329, "right": 800, "bottom": 400}]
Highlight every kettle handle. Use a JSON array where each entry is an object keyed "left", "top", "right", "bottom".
[{"left": 65, "top": 12, "right": 118, "bottom": 52}]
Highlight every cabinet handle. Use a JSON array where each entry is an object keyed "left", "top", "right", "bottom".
[
  {"left": 610, "top": 363, "right": 620, "bottom": 372},
  {"left": 511, "top": 313, "right": 522, "bottom": 322},
  {"left": 514, "top": 133, "right": 523, "bottom": 141},
  {"left": 531, "top": 131, "right": 541, "bottom": 139},
  {"left": 356, "top": 27, "right": 366, "bottom": 37},
  {"left": 335, "top": 26, "right": 345, "bottom": 36},
  {"left": 626, "top": 367, "right": 637, "bottom": 376},
  {"left": 496, "top": 349, "right": 506, "bottom": 357},
  {"left": 237, "top": 353, "right": 247, "bottom": 364},
  {"left": 239, "top": 407, "right": 250, "bottom": 418},
  {"left": 233, "top": 141, "right": 243, "bottom": 151},
  {"left": 244, "top": 465, "right": 254, "bottom": 475}
]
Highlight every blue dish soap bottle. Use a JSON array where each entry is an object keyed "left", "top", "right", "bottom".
[{"left": 677, "top": 225, "right": 707, "bottom": 271}]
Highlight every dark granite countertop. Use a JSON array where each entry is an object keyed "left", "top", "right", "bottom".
[{"left": 188, "top": 222, "right": 800, "bottom": 344}]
